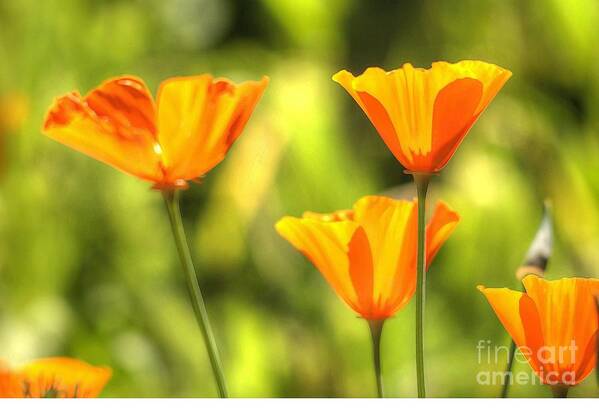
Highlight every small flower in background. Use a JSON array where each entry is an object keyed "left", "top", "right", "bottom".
[
  {"left": 0, "top": 357, "right": 111, "bottom": 398},
  {"left": 479, "top": 275, "right": 599, "bottom": 397},
  {"left": 43, "top": 74, "right": 268, "bottom": 189},
  {"left": 333, "top": 61, "right": 511, "bottom": 174},
  {"left": 276, "top": 195, "right": 459, "bottom": 397}
]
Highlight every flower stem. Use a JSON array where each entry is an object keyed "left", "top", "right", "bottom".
[
  {"left": 413, "top": 173, "right": 431, "bottom": 398},
  {"left": 368, "top": 319, "right": 385, "bottom": 398},
  {"left": 501, "top": 340, "right": 516, "bottom": 397},
  {"left": 162, "top": 190, "right": 228, "bottom": 398}
]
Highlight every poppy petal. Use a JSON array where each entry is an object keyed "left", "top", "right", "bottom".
[
  {"left": 478, "top": 286, "right": 545, "bottom": 374},
  {"left": 347, "top": 226, "right": 375, "bottom": 316},
  {"left": 425, "top": 201, "right": 461, "bottom": 265},
  {"left": 43, "top": 76, "right": 162, "bottom": 182},
  {"left": 430, "top": 78, "right": 482, "bottom": 171},
  {"left": 156, "top": 75, "right": 268, "bottom": 182},
  {"left": 19, "top": 357, "right": 111, "bottom": 398},
  {"left": 275, "top": 216, "right": 361, "bottom": 312},
  {"left": 352, "top": 196, "right": 416, "bottom": 313}
]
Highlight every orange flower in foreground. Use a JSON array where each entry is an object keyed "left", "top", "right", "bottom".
[
  {"left": 333, "top": 61, "right": 511, "bottom": 173},
  {"left": 43, "top": 74, "right": 269, "bottom": 189},
  {"left": 479, "top": 275, "right": 599, "bottom": 389},
  {"left": 276, "top": 196, "right": 460, "bottom": 320},
  {"left": 0, "top": 357, "right": 111, "bottom": 398}
]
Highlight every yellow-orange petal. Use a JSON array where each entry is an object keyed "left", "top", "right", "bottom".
[
  {"left": 0, "top": 363, "right": 21, "bottom": 398},
  {"left": 275, "top": 216, "right": 362, "bottom": 313},
  {"left": 333, "top": 61, "right": 511, "bottom": 172},
  {"left": 347, "top": 226, "right": 374, "bottom": 316},
  {"left": 352, "top": 196, "right": 416, "bottom": 314},
  {"left": 43, "top": 76, "right": 163, "bottom": 182},
  {"left": 522, "top": 275, "right": 599, "bottom": 383},
  {"left": 428, "top": 78, "right": 482, "bottom": 171},
  {"left": 156, "top": 75, "right": 268, "bottom": 183},
  {"left": 478, "top": 285, "right": 545, "bottom": 375},
  {"left": 18, "top": 357, "right": 111, "bottom": 398},
  {"left": 425, "top": 201, "right": 461, "bottom": 265}
]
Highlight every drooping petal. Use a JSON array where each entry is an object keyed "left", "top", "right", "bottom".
[
  {"left": 19, "top": 358, "right": 111, "bottom": 398},
  {"left": 156, "top": 75, "right": 268, "bottom": 183},
  {"left": 478, "top": 286, "right": 545, "bottom": 374},
  {"left": 275, "top": 216, "right": 362, "bottom": 313},
  {"left": 43, "top": 76, "right": 163, "bottom": 182}
]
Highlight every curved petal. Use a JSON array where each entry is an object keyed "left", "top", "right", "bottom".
[
  {"left": 347, "top": 226, "right": 375, "bottom": 317},
  {"left": 478, "top": 286, "right": 545, "bottom": 375},
  {"left": 352, "top": 196, "right": 416, "bottom": 316},
  {"left": 43, "top": 76, "right": 163, "bottom": 182},
  {"left": 385, "top": 200, "right": 459, "bottom": 315},
  {"left": 429, "top": 78, "right": 482, "bottom": 171},
  {"left": 522, "top": 275, "right": 599, "bottom": 383},
  {"left": 0, "top": 364, "right": 21, "bottom": 397},
  {"left": 157, "top": 75, "right": 268, "bottom": 183},
  {"left": 275, "top": 216, "right": 362, "bottom": 313},
  {"left": 425, "top": 201, "right": 461, "bottom": 265},
  {"left": 332, "top": 70, "right": 409, "bottom": 166},
  {"left": 333, "top": 61, "right": 511, "bottom": 172},
  {"left": 19, "top": 357, "right": 111, "bottom": 398}
]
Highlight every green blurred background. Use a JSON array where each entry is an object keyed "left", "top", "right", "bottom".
[{"left": 1, "top": 0, "right": 599, "bottom": 398}]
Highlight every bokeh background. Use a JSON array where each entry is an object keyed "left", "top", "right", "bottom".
[{"left": 1, "top": 0, "right": 599, "bottom": 398}]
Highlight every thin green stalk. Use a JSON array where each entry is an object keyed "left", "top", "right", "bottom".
[
  {"left": 501, "top": 340, "right": 516, "bottom": 397},
  {"left": 368, "top": 319, "right": 385, "bottom": 398},
  {"left": 413, "top": 173, "right": 431, "bottom": 398},
  {"left": 162, "top": 190, "right": 228, "bottom": 398}
]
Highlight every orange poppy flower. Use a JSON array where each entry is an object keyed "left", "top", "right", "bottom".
[
  {"left": 43, "top": 74, "right": 269, "bottom": 189},
  {"left": 275, "top": 196, "right": 460, "bottom": 320},
  {"left": 479, "top": 275, "right": 599, "bottom": 388},
  {"left": 0, "top": 357, "right": 111, "bottom": 398},
  {"left": 333, "top": 61, "right": 512, "bottom": 173}
]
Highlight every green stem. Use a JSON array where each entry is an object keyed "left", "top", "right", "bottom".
[
  {"left": 162, "top": 190, "right": 228, "bottom": 398},
  {"left": 368, "top": 319, "right": 385, "bottom": 398},
  {"left": 413, "top": 173, "right": 431, "bottom": 398},
  {"left": 551, "top": 385, "right": 569, "bottom": 398},
  {"left": 501, "top": 340, "right": 516, "bottom": 398}
]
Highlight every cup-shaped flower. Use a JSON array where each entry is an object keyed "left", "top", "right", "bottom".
[
  {"left": 275, "top": 196, "right": 460, "bottom": 320},
  {"left": 43, "top": 74, "right": 269, "bottom": 189},
  {"left": 0, "top": 357, "right": 111, "bottom": 398},
  {"left": 333, "top": 61, "right": 511, "bottom": 173},
  {"left": 479, "top": 275, "right": 599, "bottom": 387}
]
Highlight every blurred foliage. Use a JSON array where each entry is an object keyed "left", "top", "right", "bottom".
[{"left": 0, "top": 0, "right": 599, "bottom": 398}]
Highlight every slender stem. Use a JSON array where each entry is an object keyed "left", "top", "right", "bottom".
[
  {"left": 162, "top": 190, "right": 228, "bottom": 398},
  {"left": 501, "top": 340, "right": 517, "bottom": 397},
  {"left": 413, "top": 173, "right": 430, "bottom": 398},
  {"left": 551, "top": 385, "right": 569, "bottom": 398},
  {"left": 368, "top": 319, "right": 385, "bottom": 398}
]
